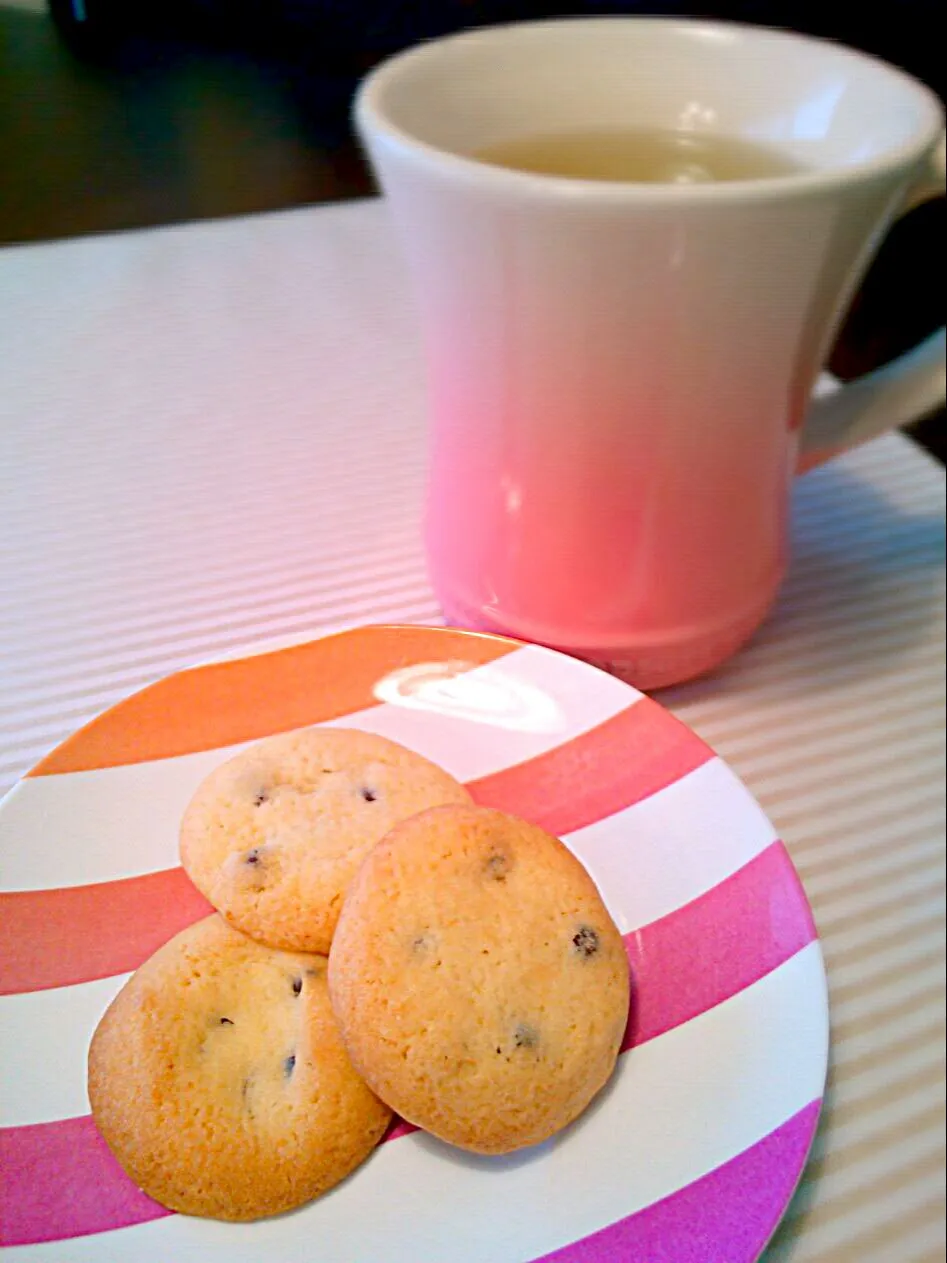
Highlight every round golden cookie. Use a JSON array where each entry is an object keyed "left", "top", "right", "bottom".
[
  {"left": 88, "top": 914, "right": 392, "bottom": 1222},
  {"left": 179, "top": 727, "right": 471, "bottom": 953},
  {"left": 328, "top": 804, "right": 630, "bottom": 1155}
]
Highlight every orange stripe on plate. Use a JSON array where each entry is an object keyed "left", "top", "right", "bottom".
[
  {"left": 469, "top": 697, "right": 711, "bottom": 836},
  {"left": 1, "top": 700, "right": 710, "bottom": 996},
  {"left": 28, "top": 626, "right": 518, "bottom": 776},
  {"left": 0, "top": 871, "right": 213, "bottom": 996}
]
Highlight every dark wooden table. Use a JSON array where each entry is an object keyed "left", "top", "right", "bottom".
[{"left": 1, "top": 4, "right": 943, "bottom": 462}]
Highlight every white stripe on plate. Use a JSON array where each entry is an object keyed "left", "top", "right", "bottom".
[
  {"left": 2, "top": 944, "right": 827, "bottom": 1263},
  {"left": 0, "top": 645, "right": 639, "bottom": 891},
  {"left": 0, "top": 974, "right": 131, "bottom": 1128},
  {"left": 566, "top": 757, "right": 777, "bottom": 933}
]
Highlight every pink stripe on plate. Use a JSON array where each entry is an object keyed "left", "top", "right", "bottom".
[
  {"left": 623, "top": 841, "right": 816, "bottom": 1050},
  {"left": 531, "top": 1099, "right": 822, "bottom": 1263},
  {"left": 0, "top": 1114, "right": 171, "bottom": 1246},
  {"left": 0, "top": 843, "right": 815, "bottom": 1247}
]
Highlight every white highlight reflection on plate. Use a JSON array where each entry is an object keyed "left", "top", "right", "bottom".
[{"left": 373, "top": 659, "right": 566, "bottom": 734}]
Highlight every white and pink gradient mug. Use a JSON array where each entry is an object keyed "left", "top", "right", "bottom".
[{"left": 356, "top": 19, "right": 945, "bottom": 689}]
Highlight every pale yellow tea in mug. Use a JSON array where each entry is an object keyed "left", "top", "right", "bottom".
[{"left": 472, "top": 127, "right": 806, "bottom": 183}]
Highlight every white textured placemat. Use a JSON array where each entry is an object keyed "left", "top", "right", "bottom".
[{"left": 1, "top": 201, "right": 945, "bottom": 1261}]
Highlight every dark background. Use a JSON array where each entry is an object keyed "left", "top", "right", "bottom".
[{"left": 1, "top": 2, "right": 943, "bottom": 461}]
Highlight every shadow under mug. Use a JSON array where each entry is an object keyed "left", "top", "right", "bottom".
[{"left": 357, "top": 18, "right": 945, "bottom": 689}]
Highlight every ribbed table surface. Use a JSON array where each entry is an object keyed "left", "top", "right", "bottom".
[{"left": 1, "top": 200, "right": 944, "bottom": 1261}]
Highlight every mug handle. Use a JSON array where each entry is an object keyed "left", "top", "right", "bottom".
[{"left": 798, "top": 133, "right": 945, "bottom": 473}]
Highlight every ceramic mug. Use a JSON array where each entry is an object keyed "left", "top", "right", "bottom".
[{"left": 356, "top": 19, "right": 945, "bottom": 689}]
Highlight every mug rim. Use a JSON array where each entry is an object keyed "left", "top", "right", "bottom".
[{"left": 355, "top": 17, "right": 945, "bottom": 203}]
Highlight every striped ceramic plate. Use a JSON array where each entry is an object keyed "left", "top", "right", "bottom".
[{"left": 0, "top": 624, "right": 829, "bottom": 1262}]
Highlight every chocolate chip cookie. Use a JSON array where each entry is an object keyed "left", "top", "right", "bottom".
[
  {"left": 88, "top": 914, "right": 391, "bottom": 1220},
  {"left": 328, "top": 804, "right": 629, "bottom": 1155},
  {"left": 179, "top": 727, "right": 471, "bottom": 953}
]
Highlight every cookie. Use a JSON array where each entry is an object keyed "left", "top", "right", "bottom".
[
  {"left": 328, "top": 804, "right": 630, "bottom": 1155},
  {"left": 88, "top": 914, "right": 392, "bottom": 1221},
  {"left": 180, "top": 727, "right": 471, "bottom": 953}
]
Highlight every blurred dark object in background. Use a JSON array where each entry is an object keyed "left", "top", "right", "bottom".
[
  {"left": 46, "top": 1, "right": 945, "bottom": 100},
  {"left": 3, "top": 2, "right": 943, "bottom": 461}
]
